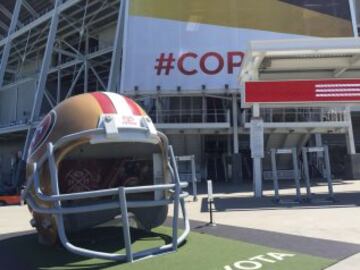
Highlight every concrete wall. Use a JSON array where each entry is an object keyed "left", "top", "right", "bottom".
[
  {"left": 0, "top": 139, "right": 24, "bottom": 179},
  {"left": 19, "top": 60, "right": 39, "bottom": 78},
  {"left": 0, "top": 79, "right": 36, "bottom": 126},
  {"left": 0, "top": 89, "right": 17, "bottom": 126},
  {"left": 98, "top": 25, "right": 116, "bottom": 49}
]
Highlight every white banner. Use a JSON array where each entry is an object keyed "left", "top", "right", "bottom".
[{"left": 122, "top": 16, "right": 303, "bottom": 93}]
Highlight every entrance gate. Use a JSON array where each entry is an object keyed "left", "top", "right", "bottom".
[
  {"left": 270, "top": 148, "right": 301, "bottom": 204},
  {"left": 176, "top": 155, "right": 198, "bottom": 201},
  {"left": 301, "top": 146, "right": 335, "bottom": 202}
]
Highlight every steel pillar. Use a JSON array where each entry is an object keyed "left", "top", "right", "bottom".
[
  {"left": 0, "top": 0, "right": 83, "bottom": 48},
  {"left": 0, "top": 0, "right": 23, "bottom": 88},
  {"left": 271, "top": 148, "right": 301, "bottom": 203},
  {"left": 202, "top": 95, "right": 207, "bottom": 123},
  {"left": 23, "top": 0, "right": 63, "bottom": 160},
  {"left": 108, "top": 0, "right": 126, "bottom": 92},
  {"left": 232, "top": 94, "right": 239, "bottom": 154},
  {"left": 84, "top": 31, "right": 89, "bottom": 93},
  {"left": 315, "top": 133, "right": 327, "bottom": 177},
  {"left": 253, "top": 158, "right": 262, "bottom": 197},
  {"left": 57, "top": 50, "right": 61, "bottom": 104},
  {"left": 349, "top": 0, "right": 359, "bottom": 37},
  {"left": 302, "top": 146, "right": 334, "bottom": 202},
  {"left": 155, "top": 96, "right": 161, "bottom": 123},
  {"left": 251, "top": 104, "right": 264, "bottom": 198},
  {"left": 345, "top": 106, "right": 356, "bottom": 155}
]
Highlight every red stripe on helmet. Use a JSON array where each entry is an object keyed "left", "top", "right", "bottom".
[
  {"left": 91, "top": 92, "right": 117, "bottom": 114},
  {"left": 124, "top": 96, "right": 143, "bottom": 116}
]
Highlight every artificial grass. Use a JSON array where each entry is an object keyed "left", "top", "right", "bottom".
[{"left": 1, "top": 226, "right": 335, "bottom": 270}]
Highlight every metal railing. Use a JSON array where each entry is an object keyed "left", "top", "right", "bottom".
[
  {"left": 243, "top": 107, "right": 346, "bottom": 123},
  {"left": 150, "top": 109, "right": 230, "bottom": 124}
]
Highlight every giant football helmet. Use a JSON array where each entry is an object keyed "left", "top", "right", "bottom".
[{"left": 23, "top": 92, "right": 189, "bottom": 262}]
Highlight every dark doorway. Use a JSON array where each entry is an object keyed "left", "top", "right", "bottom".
[{"left": 204, "top": 136, "right": 227, "bottom": 182}]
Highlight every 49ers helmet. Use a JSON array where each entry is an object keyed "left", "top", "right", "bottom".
[{"left": 23, "top": 92, "right": 189, "bottom": 262}]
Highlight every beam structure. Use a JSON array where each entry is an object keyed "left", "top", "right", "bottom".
[
  {"left": 0, "top": 0, "right": 83, "bottom": 48},
  {"left": 108, "top": 0, "right": 126, "bottom": 92},
  {"left": 0, "top": 20, "right": 9, "bottom": 32},
  {"left": 23, "top": 0, "right": 63, "bottom": 160},
  {"left": 349, "top": 0, "right": 359, "bottom": 37},
  {"left": 0, "top": 3, "right": 24, "bottom": 28},
  {"left": 22, "top": 0, "right": 39, "bottom": 18},
  {"left": 4, "top": 1, "right": 119, "bottom": 70},
  {"left": 0, "top": 0, "right": 23, "bottom": 88}
]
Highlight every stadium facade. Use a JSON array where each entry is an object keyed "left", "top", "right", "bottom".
[{"left": 0, "top": 0, "right": 360, "bottom": 195}]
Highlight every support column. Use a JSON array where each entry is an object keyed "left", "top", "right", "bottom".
[
  {"left": 108, "top": 0, "right": 126, "bottom": 92},
  {"left": 231, "top": 94, "right": 243, "bottom": 183},
  {"left": 349, "top": 0, "right": 359, "bottom": 37},
  {"left": 57, "top": 43, "right": 62, "bottom": 104},
  {"left": 155, "top": 96, "right": 161, "bottom": 123},
  {"left": 0, "top": 0, "right": 22, "bottom": 88},
  {"left": 343, "top": 106, "right": 360, "bottom": 179},
  {"left": 315, "top": 134, "right": 323, "bottom": 149},
  {"left": 84, "top": 30, "right": 89, "bottom": 93},
  {"left": 232, "top": 94, "right": 239, "bottom": 154},
  {"left": 315, "top": 133, "right": 325, "bottom": 176},
  {"left": 250, "top": 104, "right": 264, "bottom": 198},
  {"left": 22, "top": 0, "right": 63, "bottom": 160},
  {"left": 202, "top": 95, "right": 207, "bottom": 123},
  {"left": 315, "top": 133, "right": 323, "bottom": 158},
  {"left": 345, "top": 106, "right": 356, "bottom": 155},
  {"left": 253, "top": 157, "right": 262, "bottom": 197}
]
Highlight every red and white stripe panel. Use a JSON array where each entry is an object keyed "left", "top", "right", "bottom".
[
  {"left": 315, "top": 83, "right": 360, "bottom": 97},
  {"left": 90, "top": 92, "right": 155, "bottom": 131},
  {"left": 245, "top": 79, "right": 360, "bottom": 104},
  {"left": 91, "top": 92, "right": 146, "bottom": 116}
]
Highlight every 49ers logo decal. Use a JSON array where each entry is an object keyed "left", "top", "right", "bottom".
[{"left": 28, "top": 111, "right": 56, "bottom": 156}]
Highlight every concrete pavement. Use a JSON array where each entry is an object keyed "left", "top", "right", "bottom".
[
  {"left": 170, "top": 179, "right": 360, "bottom": 245},
  {"left": 325, "top": 253, "right": 360, "bottom": 270},
  {"left": 0, "top": 205, "right": 33, "bottom": 239},
  {"left": 1, "top": 179, "right": 360, "bottom": 269}
]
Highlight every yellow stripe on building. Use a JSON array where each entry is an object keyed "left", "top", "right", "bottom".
[{"left": 129, "top": 0, "right": 353, "bottom": 37}]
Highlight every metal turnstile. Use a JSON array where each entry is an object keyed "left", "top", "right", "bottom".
[
  {"left": 271, "top": 148, "right": 301, "bottom": 204},
  {"left": 302, "top": 146, "right": 335, "bottom": 202},
  {"left": 176, "top": 155, "right": 198, "bottom": 201}
]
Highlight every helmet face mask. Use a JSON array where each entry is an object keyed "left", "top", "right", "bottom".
[{"left": 23, "top": 92, "right": 189, "bottom": 262}]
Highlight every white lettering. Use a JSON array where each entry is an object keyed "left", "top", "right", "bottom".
[
  {"left": 224, "top": 252, "right": 296, "bottom": 270},
  {"left": 233, "top": 261, "right": 262, "bottom": 270},
  {"left": 267, "top": 252, "right": 295, "bottom": 261},
  {"left": 250, "top": 255, "right": 276, "bottom": 263}
]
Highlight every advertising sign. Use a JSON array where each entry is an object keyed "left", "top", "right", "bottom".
[
  {"left": 122, "top": 0, "right": 354, "bottom": 93},
  {"left": 245, "top": 79, "right": 360, "bottom": 104}
]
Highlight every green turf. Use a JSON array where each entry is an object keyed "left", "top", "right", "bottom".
[{"left": 2, "top": 226, "right": 335, "bottom": 270}]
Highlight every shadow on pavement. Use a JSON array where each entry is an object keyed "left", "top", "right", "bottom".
[
  {"left": 0, "top": 226, "right": 171, "bottom": 270},
  {"left": 200, "top": 191, "right": 360, "bottom": 212},
  {"left": 192, "top": 179, "right": 356, "bottom": 195}
]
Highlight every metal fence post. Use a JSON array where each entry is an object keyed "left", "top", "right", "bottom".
[{"left": 119, "top": 187, "right": 133, "bottom": 262}]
